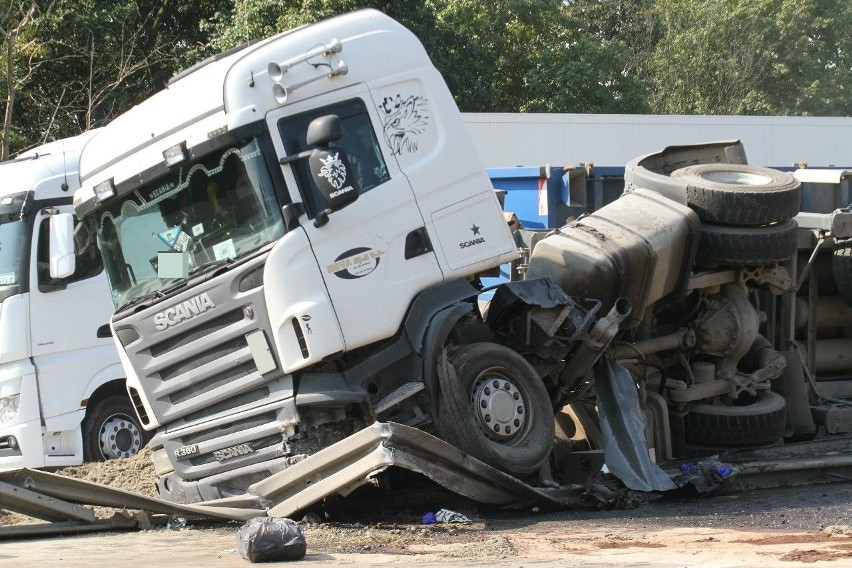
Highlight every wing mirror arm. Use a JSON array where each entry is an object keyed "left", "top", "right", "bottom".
[
  {"left": 279, "top": 150, "right": 313, "bottom": 166},
  {"left": 313, "top": 209, "right": 331, "bottom": 228}
]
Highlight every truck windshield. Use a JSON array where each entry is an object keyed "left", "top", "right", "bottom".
[
  {"left": 0, "top": 191, "right": 30, "bottom": 287},
  {"left": 0, "top": 219, "right": 27, "bottom": 287},
  {"left": 90, "top": 137, "right": 285, "bottom": 309}
]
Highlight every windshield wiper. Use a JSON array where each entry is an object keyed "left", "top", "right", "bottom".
[
  {"left": 188, "top": 258, "right": 235, "bottom": 279},
  {"left": 115, "top": 290, "right": 165, "bottom": 313},
  {"left": 115, "top": 277, "right": 191, "bottom": 313}
]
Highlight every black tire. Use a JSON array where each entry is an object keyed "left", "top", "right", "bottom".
[
  {"left": 82, "top": 395, "right": 147, "bottom": 461},
  {"left": 696, "top": 219, "right": 798, "bottom": 265},
  {"left": 437, "top": 343, "right": 554, "bottom": 476},
  {"left": 672, "top": 164, "right": 800, "bottom": 226},
  {"left": 684, "top": 391, "right": 787, "bottom": 447},
  {"left": 832, "top": 239, "right": 852, "bottom": 306}
]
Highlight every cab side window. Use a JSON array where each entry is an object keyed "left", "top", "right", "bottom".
[
  {"left": 278, "top": 98, "right": 389, "bottom": 218},
  {"left": 37, "top": 217, "right": 103, "bottom": 291}
]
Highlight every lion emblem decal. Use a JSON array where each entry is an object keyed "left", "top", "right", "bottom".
[
  {"left": 318, "top": 152, "right": 347, "bottom": 189},
  {"left": 378, "top": 94, "right": 430, "bottom": 156}
]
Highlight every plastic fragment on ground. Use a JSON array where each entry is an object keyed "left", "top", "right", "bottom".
[{"left": 435, "top": 509, "right": 472, "bottom": 523}]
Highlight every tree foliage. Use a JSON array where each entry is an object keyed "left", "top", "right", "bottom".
[
  {"left": 0, "top": 0, "right": 848, "bottom": 155},
  {"left": 642, "top": 0, "right": 852, "bottom": 115},
  {"left": 0, "top": 1, "right": 50, "bottom": 158}
]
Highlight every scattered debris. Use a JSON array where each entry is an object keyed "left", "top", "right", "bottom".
[
  {"left": 672, "top": 458, "right": 739, "bottom": 496},
  {"left": 583, "top": 472, "right": 660, "bottom": 509},
  {"left": 424, "top": 509, "right": 473, "bottom": 524},
  {"left": 166, "top": 517, "right": 187, "bottom": 530},
  {"left": 435, "top": 509, "right": 472, "bottom": 524}
]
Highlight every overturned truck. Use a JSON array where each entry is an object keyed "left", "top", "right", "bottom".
[{"left": 47, "top": 10, "right": 851, "bottom": 508}]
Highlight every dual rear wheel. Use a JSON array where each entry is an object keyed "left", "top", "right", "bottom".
[{"left": 673, "top": 164, "right": 801, "bottom": 266}]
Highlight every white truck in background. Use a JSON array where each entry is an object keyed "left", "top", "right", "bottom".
[{"left": 0, "top": 133, "right": 147, "bottom": 471}]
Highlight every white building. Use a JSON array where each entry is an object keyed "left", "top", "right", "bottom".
[{"left": 463, "top": 113, "right": 852, "bottom": 169}]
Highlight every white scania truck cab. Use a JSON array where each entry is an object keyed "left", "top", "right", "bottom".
[
  {"left": 0, "top": 133, "right": 147, "bottom": 471},
  {"left": 68, "top": 10, "right": 527, "bottom": 502}
]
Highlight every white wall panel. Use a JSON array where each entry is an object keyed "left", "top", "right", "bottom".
[{"left": 463, "top": 113, "right": 852, "bottom": 169}]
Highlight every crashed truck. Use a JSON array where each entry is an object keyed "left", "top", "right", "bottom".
[{"left": 51, "top": 9, "right": 849, "bottom": 506}]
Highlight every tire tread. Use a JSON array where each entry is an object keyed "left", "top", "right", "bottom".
[{"left": 684, "top": 392, "right": 787, "bottom": 447}]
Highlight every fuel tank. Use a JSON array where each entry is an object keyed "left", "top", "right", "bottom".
[{"left": 525, "top": 188, "right": 700, "bottom": 325}]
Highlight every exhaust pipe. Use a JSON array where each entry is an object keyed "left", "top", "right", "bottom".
[{"left": 558, "top": 297, "right": 632, "bottom": 388}]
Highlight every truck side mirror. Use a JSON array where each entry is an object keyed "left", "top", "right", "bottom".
[
  {"left": 306, "top": 114, "right": 343, "bottom": 146},
  {"left": 49, "top": 213, "right": 76, "bottom": 279},
  {"left": 279, "top": 114, "right": 362, "bottom": 226},
  {"left": 309, "top": 146, "right": 360, "bottom": 212},
  {"left": 306, "top": 115, "right": 360, "bottom": 223}
]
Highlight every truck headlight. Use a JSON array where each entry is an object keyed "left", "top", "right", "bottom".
[{"left": 0, "top": 393, "right": 20, "bottom": 423}]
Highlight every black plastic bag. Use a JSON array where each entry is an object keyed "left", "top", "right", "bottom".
[{"left": 237, "top": 517, "right": 307, "bottom": 563}]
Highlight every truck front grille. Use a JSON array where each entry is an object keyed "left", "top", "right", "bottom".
[
  {"left": 118, "top": 258, "right": 292, "bottom": 431},
  {"left": 152, "top": 400, "right": 296, "bottom": 483}
]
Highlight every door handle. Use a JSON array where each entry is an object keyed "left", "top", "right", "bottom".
[{"left": 404, "top": 227, "right": 433, "bottom": 259}]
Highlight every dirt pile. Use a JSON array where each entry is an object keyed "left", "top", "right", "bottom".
[
  {"left": 54, "top": 446, "right": 158, "bottom": 497},
  {"left": 1, "top": 447, "right": 158, "bottom": 526}
]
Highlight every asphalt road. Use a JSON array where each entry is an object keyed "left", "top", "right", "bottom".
[{"left": 2, "top": 479, "right": 852, "bottom": 567}]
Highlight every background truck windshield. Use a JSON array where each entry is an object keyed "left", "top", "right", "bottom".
[
  {"left": 0, "top": 218, "right": 27, "bottom": 287},
  {"left": 91, "top": 138, "right": 284, "bottom": 309}
]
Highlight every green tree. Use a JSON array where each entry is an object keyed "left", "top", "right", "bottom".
[
  {"left": 761, "top": 0, "right": 851, "bottom": 116},
  {"left": 0, "top": 1, "right": 52, "bottom": 158},
  {"left": 643, "top": 0, "right": 851, "bottom": 116},
  {"left": 436, "top": 0, "right": 646, "bottom": 113},
  {"left": 6, "top": 0, "right": 228, "bottom": 155}
]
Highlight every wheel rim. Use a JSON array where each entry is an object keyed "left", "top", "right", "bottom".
[
  {"left": 98, "top": 414, "right": 143, "bottom": 459},
  {"left": 470, "top": 367, "right": 528, "bottom": 442},
  {"left": 701, "top": 171, "right": 772, "bottom": 186}
]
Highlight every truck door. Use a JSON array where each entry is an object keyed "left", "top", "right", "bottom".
[
  {"left": 268, "top": 85, "right": 443, "bottom": 351},
  {"left": 28, "top": 207, "right": 117, "bottom": 441}
]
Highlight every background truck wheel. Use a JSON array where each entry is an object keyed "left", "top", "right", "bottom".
[
  {"left": 696, "top": 219, "right": 798, "bottom": 266},
  {"left": 684, "top": 391, "right": 787, "bottom": 447},
  {"left": 82, "top": 395, "right": 147, "bottom": 461},
  {"left": 437, "top": 343, "right": 554, "bottom": 476},
  {"left": 832, "top": 239, "right": 852, "bottom": 306},
  {"left": 672, "top": 164, "right": 800, "bottom": 226}
]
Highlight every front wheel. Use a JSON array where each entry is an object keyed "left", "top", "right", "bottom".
[
  {"left": 82, "top": 395, "right": 147, "bottom": 461},
  {"left": 437, "top": 343, "right": 554, "bottom": 476}
]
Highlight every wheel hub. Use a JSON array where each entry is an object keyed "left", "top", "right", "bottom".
[
  {"left": 99, "top": 415, "right": 143, "bottom": 459},
  {"left": 702, "top": 171, "right": 772, "bottom": 186},
  {"left": 471, "top": 372, "right": 526, "bottom": 441}
]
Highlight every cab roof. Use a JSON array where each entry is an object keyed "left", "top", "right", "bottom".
[
  {"left": 75, "top": 9, "right": 432, "bottom": 215},
  {"left": 1, "top": 130, "right": 99, "bottom": 200}
]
